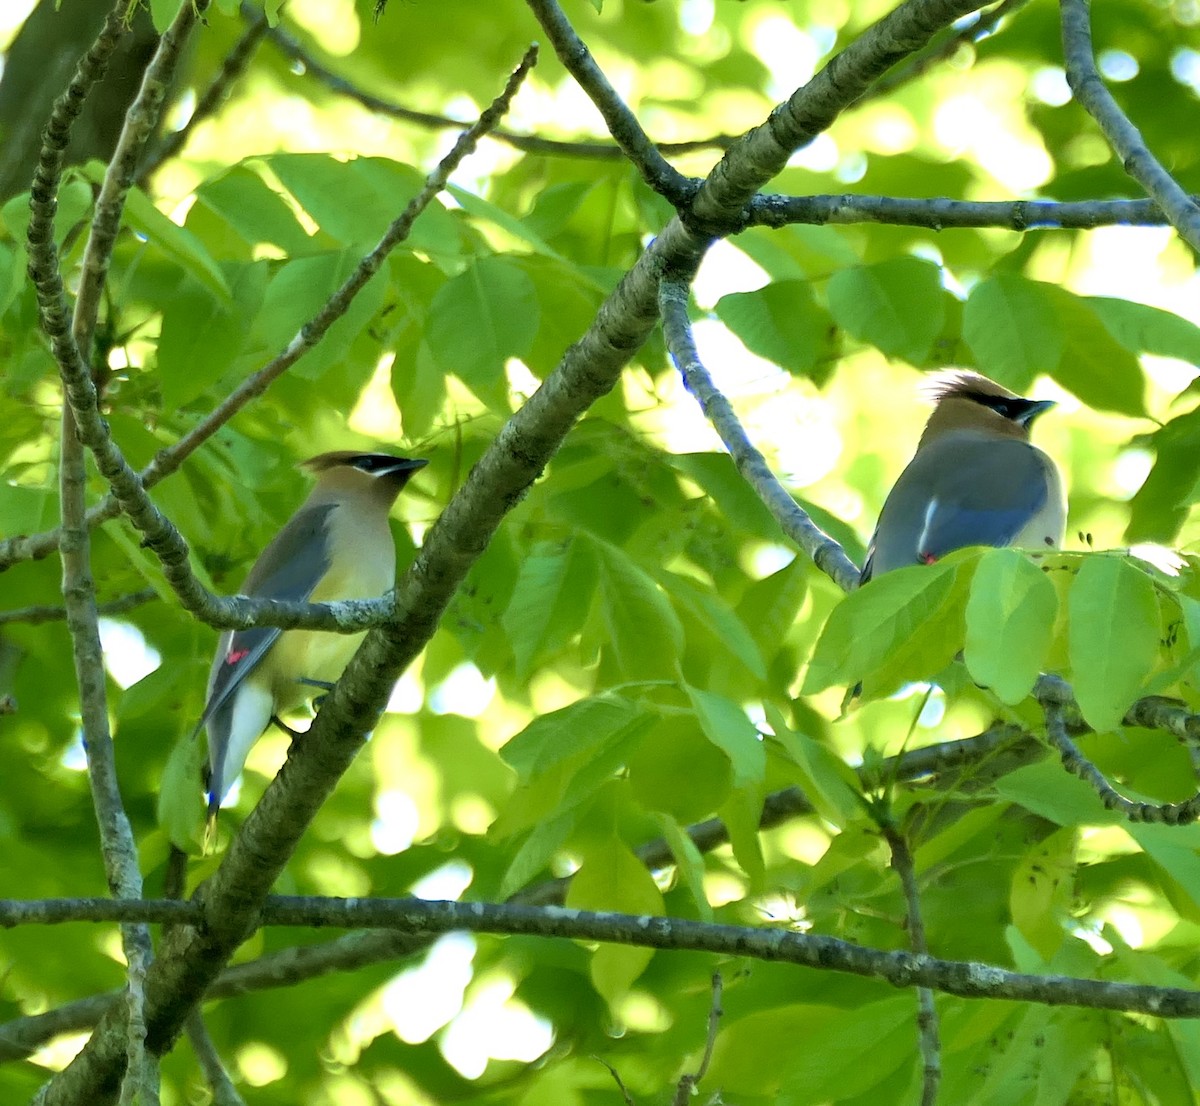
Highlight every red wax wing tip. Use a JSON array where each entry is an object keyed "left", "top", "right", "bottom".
[{"left": 226, "top": 648, "right": 250, "bottom": 665}]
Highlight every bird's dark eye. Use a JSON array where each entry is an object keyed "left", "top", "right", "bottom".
[{"left": 351, "top": 454, "right": 392, "bottom": 472}]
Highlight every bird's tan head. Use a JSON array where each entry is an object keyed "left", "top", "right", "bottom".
[
  {"left": 302, "top": 451, "right": 428, "bottom": 506},
  {"left": 920, "top": 370, "right": 1055, "bottom": 444}
]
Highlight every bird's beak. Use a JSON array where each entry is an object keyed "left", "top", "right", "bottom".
[{"left": 1018, "top": 399, "right": 1056, "bottom": 427}]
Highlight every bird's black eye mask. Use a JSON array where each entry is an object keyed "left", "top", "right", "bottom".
[
  {"left": 966, "top": 392, "right": 1047, "bottom": 426},
  {"left": 349, "top": 454, "right": 394, "bottom": 471}
]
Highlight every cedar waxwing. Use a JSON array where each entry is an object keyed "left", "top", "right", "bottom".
[
  {"left": 861, "top": 371, "right": 1065, "bottom": 582},
  {"left": 194, "top": 451, "right": 427, "bottom": 821}
]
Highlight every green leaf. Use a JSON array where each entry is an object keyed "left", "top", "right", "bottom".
[
  {"left": 252, "top": 249, "right": 389, "bottom": 380},
  {"left": 684, "top": 685, "right": 765, "bottom": 790},
  {"left": 628, "top": 714, "right": 733, "bottom": 824},
  {"left": 964, "top": 548, "right": 1058, "bottom": 704},
  {"left": 501, "top": 694, "right": 640, "bottom": 781},
  {"left": 1068, "top": 556, "right": 1160, "bottom": 731},
  {"left": 964, "top": 275, "right": 1146, "bottom": 415},
  {"left": 157, "top": 734, "right": 206, "bottom": 853},
  {"left": 425, "top": 255, "right": 539, "bottom": 408},
  {"left": 652, "top": 813, "right": 713, "bottom": 921},
  {"left": 714, "top": 280, "right": 836, "bottom": 380},
  {"left": 1048, "top": 287, "right": 1147, "bottom": 417},
  {"left": 125, "top": 187, "right": 230, "bottom": 301},
  {"left": 1009, "top": 826, "right": 1076, "bottom": 960},
  {"left": 158, "top": 263, "right": 268, "bottom": 406},
  {"left": 669, "top": 452, "right": 785, "bottom": 541},
  {"left": 719, "top": 788, "right": 766, "bottom": 888},
  {"left": 1128, "top": 822, "right": 1200, "bottom": 915},
  {"left": 709, "top": 999, "right": 915, "bottom": 1101},
  {"left": 963, "top": 273, "right": 1061, "bottom": 392},
  {"left": 826, "top": 257, "right": 947, "bottom": 364},
  {"left": 1090, "top": 296, "right": 1200, "bottom": 365},
  {"left": 803, "top": 559, "right": 968, "bottom": 698},
  {"left": 149, "top": 0, "right": 186, "bottom": 34},
  {"left": 497, "top": 810, "right": 574, "bottom": 899},
  {"left": 736, "top": 559, "right": 810, "bottom": 658},
  {"left": 592, "top": 538, "right": 684, "bottom": 681},
  {"left": 190, "top": 165, "right": 313, "bottom": 257},
  {"left": 447, "top": 184, "right": 567, "bottom": 262},
  {"left": 770, "top": 710, "right": 862, "bottom": 828},
  {"left": 994, "top": 759, "right": 1117, "bottom": 826},
  {"left": 1126, "top": 408, "right": 1200, "bottom": 543},
  {"left": 566, "top": 839, "right": 664, "bottom": 1006},
  {"left": 502, "top": 538, "right": 596, "bottom": 678}
]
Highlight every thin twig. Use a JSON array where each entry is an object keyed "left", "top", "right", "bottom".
[
  {"left": 883, "top": 827, "right": 941, "bottom": 1106},
  {"left": 139, "top": 5, "right": 271, "bottom": 182},
  {"left": 259, "top": 5, "right": 735, "bottom": 163},
  {"left": 0, "top": 590, "right": 157, "bottom": 625},
  {"left": 658, "top": 276, "right": 860, "bottom": 591},
  {"left": 5, "top": 896, "right": 1200, "bottom": 1019},
  {"left": 1060, "top": 0, "right": 1200, "bottom": 252},
  {"left": 23, "top": 40, "right": 539, "bottom": 636},
  {"left": 185, "top": 1013, "right": 245, "bottom": 1106},
  {"left": 870, "top": 0, "right": 1030, "bottom": 99},
  {"left": 595, "top": 1057, "right": 636, "bottom": 1106},
  {"left": 24, "top": 2, "right": 164, "bottom": 1100},
  {"left": 524, "top": 0, "right": 698, "bottom": 205},
  {"left": 745, "top": 191, "right": 1186, "bottom": 232},
  {"left": 672, "top": 973, "right": 723, "bottom": 1106},
  {"left": 1043, "top": 699, "right": 1200, "bottom": 823},
  {"left": 0, "top": 725, "right": 1038, "bottom": 1062}
]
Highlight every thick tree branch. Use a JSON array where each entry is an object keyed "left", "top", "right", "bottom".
[
  {"left": 21, "top": 40, "right": 538, "bottom": 638},
  {"left": 59, "top": 411, "right": 157, "bottom": 1106},
  {"left": 34, "top": 2, "right": 1028, "bottom": 1095},
  {"left": 36, "top": 50, "right": 542, "bottom": 1106},
  {"left": 690, "top": 0, "right": 988, "bottom": 232},
  {"left": 1060, "top": 0, "right": 1200, "bottom": 253},
  {"left": 0, "top": 724, "right": 1041, "bottom": 1063}
]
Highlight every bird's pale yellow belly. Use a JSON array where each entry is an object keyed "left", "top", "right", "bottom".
[{"left": 264, "top": 522, "right": 393, "bottom": 713}]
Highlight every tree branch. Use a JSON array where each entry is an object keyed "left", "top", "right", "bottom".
[
  {"left": 1043, "top": 698, "right": 1200, "bottom": 823},
  {"left": 257, "top": 3, "right": 737, "bottom": 163},
  {"left": 524, "top": 0, "right": 699, "bottom": 205},
  {"left": 0, "top": 723, "right": 1042, "bottom": 1062},
  {"left": 0, "top": 589, "right": 156, "bottom": 625},
  {"left": 883, "top": 827, "right": 941, "bottom": 1106},
  {"left": 745, "top": 191, "right": 1188, "bottom": 231},
  {"left": 138, "top": 4, "right": 271, "bottom": 183},
  {"left": 1060, "top": 0, "right": 1200, "bottom": 252},
  {"left": 6, "top": 896, "right": 1200, "bottom": 1019},
  {"left": 659, "top": 276, "right": 860, "bottom": 591}
]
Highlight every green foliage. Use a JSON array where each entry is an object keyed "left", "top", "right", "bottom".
[{"left": 4, "top": 0, "right": 1200, "bottom": 1103}]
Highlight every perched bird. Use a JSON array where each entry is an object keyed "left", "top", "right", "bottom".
[
  {"left": 861, "top": 371, "right": 1065, "bottom": 582},
  {"left": 195, "top": 451, "right": 427, "bottom": 822}
]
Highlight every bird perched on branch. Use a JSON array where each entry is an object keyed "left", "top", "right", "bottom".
[
  {"left": 194, "top": 451, "right": 427, "bottom": 825},
  {"left": 860, "top": 371, "right": 1065, "bottom": 582}
]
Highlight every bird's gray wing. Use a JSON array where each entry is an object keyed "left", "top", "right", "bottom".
[
  {"left": 193, "top": 502, "right": 336, "bottom": 733},
  {"left": 863, "top": 439, "right": 1050, "bottom": 580},
  {"left": 916, "top": 441, "right": 1051, "bottom": 561}
]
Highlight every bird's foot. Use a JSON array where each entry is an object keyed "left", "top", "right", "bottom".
[
  {"left": 270, "top": 714, "right": 306, "bottom": 740},
  {"left": 298, "top": 676, "right": 335, "bottom": 712}
]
